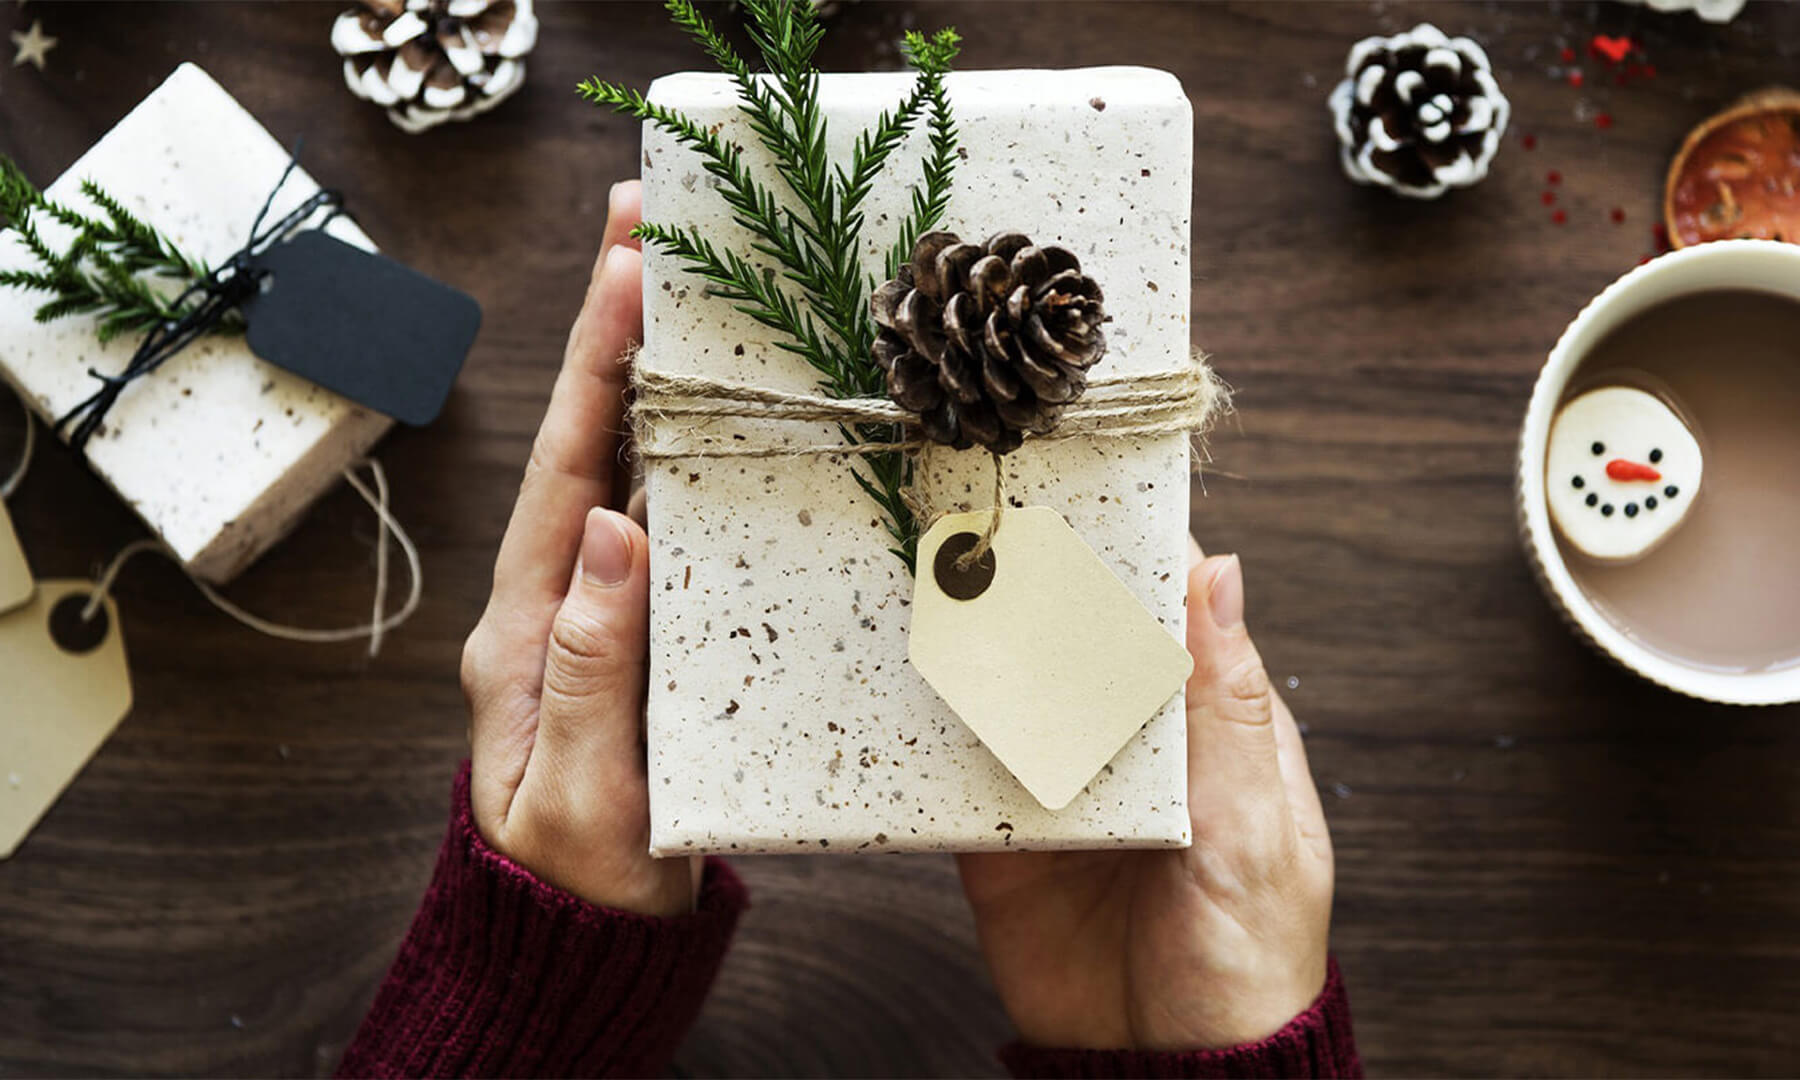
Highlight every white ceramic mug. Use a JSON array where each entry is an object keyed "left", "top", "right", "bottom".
[{"left": 1518, "top": 239, "right": 1800, "bottom": 705}]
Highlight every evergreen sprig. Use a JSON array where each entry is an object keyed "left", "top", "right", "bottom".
[
  {"left": 0, "top": 154, "right": 227, "bottom": 344},
  {"left": 580, "top": 0, "right": 960, "bottom": 572}
]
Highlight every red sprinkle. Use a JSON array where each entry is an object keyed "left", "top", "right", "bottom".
[
  {"left": 1595, "top": 112, "right": 1614, "bottom": 130},
  {"left": 1568, "top": 69, "right": 1585, "bottom": 88},
  {"left": 1590, "top": 34, "right": 1633, "bottom": 64},
  {"left": 1547, "top": 170, "right": 1563, "bottom": 185},
  {"left": 1542, "top": 190, "right": 1558, "bottom": 205},
  {"left": 1552, "top": 209, "right": 1568, "bottom": 225},
  {"left": 1652, "top": 222, "right": 1669, "bottom": 243},
  {"left": 1560, "top": 46, "right": 1577, "bottom": 62},
  {"left": 1611, "top": 208, "right": 1626, "bottom": 224},
  {"left": 1642, "top": 63, "right": 1657, "bottom": 79},
  {"left": 1523, "top": 133, "right": 1538, "bottom": 151}
]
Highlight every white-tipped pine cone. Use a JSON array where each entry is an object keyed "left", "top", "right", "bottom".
[
  {"left": 1620, "top": 0, "right": 1745, "bottom": 23},
  {"left": 332, "top": 0, "right": 538, "bottom": 134},
  {"left": 1328, "top": 23, "right": 1509, "bottom": 200}
]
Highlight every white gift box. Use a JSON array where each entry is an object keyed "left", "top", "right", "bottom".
[
  {"left": 641, "top": 67, "right": 1196, "bottom": 854},
  {"left": 0, "top": 63, "right": 391, "bottom": 584}
]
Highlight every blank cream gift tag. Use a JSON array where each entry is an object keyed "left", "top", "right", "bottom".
[
  {"left": 909, "top": 507, "right": 1193, "bottom": 810},
  {"left": 0, "top": 579, "right": 133, "bottom": 858},
  {"left": 0, "top": 501, "right": 30, "bottom": 615}
]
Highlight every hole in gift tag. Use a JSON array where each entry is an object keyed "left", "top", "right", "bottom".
[
  {"left": 48, "top": 594, "right": 109, "bottom": 655},
  {"left": 933, "top": 531, "right": 996, "bottom": 601}
]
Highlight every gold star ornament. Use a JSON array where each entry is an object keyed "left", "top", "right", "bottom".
[{"left": 11, "top": 19, "right": 56, "bottom": 71}]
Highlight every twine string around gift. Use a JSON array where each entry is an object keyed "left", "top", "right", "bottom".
[
  {"left": 630, "top": 349, "right": 1226, "bottom": 568},
  {"left": 54, "top": 155, "right": 344, "bottom": 453}
]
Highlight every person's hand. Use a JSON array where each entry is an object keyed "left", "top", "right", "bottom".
[
  {"left": 957, "top": 542, "right": 1333, "bottom": 1051},
  {"left": 458, "top": 180, "right": 697, "bottom": 917}
]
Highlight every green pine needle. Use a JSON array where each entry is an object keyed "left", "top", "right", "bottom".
[
  {"left": 0, "top": 153, "right": 229, "bottom": 344},
  {"left": 581, "top": 0, "right": 960, "bottom": 574}
]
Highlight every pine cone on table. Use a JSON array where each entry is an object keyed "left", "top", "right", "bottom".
[
  {"left": 1328, "top": 23, "right": 1510, "bottom": 199},
  {"left": 332, "top": 0, "right": 539, "bottom": 134},
  {"left": 872, "top": 230, "right": 1106, "bottom": 455},
  {"left": 1621, "top": 0, "right": 1745, "bottom": 23}
]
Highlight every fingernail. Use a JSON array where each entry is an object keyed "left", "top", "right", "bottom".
[
  {"left": 607, "top": 180, "right": 624, "bottom": 218},
  {"left": 1187, "top": 534, "right": 1203, "bottom": 569},
  {"left": 580, "top": 508, "right": 633, "bottom": 587},
  {"left": 1208, "top": 554, "right": 1244, "bottom": 629}
]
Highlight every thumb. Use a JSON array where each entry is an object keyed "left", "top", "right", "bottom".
[
  {"left": 535, "top": 507, "right": 652, "bottom": 776},
  {"left": 1185, "top": 553, "right": 1285, "bottom": 832}
]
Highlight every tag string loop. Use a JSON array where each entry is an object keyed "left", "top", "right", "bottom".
[
  {"left": 4, "top": 379, "right": 417, "bottom": 656},
  {"left": 955, "top": 453, "right": 1006, "bottom": 572},
  {"left": 78, "top": 459, "right": 419, "bottom": 657},
  {"left": 54, "top": 154, "right": 345, "bottom": 454},
  {"left": 1, "top": 382, "right": 33, "bottom": 500}
]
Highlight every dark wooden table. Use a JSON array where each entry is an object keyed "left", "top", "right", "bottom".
[{"left": 4, "top": 2, "right": 1799, "bottom": 1075}]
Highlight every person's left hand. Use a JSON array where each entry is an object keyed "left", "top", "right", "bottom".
[{"left": 457, "top": 180, "right": 698, "bottom": 917}]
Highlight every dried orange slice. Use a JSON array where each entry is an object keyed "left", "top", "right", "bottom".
[{"left": 1664, "top": 88, "right": 1800, "bottom": 249}]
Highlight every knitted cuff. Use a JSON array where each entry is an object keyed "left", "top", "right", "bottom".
[
  {"left": 336, "top": 762, "right": 748, "bottom": 1079},
  {"left": 999, "top": 957, "right": 1361, "bottom": 1079}
]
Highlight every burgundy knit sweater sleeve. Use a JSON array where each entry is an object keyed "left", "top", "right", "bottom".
[
  {"left": 335, "top": 764, "right": 748, "bottom": 1079},
  {"left": 1000, "top": 958, "right": 1362, "bottom": 1079},
  {"left": 340, "top": 764, "right": 1357, "bottom": 1080}
]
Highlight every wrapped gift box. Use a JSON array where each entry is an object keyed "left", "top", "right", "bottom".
[
  {"left": 641, "top": 67, "right": 1195, "bottom": 854},
  {"left": 0, "top": 63, "right": 391, "bottom": 584}
]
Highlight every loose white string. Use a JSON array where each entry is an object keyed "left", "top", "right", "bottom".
[
  {"left": 1, "top": 387, "right": 34, "bottom": 500},
  {"left": 78, "top": 459, "right": 421, "bottom": 657}
]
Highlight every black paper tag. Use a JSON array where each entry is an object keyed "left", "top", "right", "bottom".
[{"left": 240, "top": 231, "right": 479, "bottom": 426}]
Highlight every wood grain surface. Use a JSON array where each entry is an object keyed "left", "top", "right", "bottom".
[{"left": 3, "top": 2, "right": 1799, "bottom": 1076}]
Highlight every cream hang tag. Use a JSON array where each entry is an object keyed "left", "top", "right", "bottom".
[
  {"left": 0, "top": 579, "right": 134, "bottom": 859},
  {"left": 0, "top": 501, "right": 31, "bottom": 615},
  {"left": 908, "top": 507, "right": 1193, "bottom": 810}
]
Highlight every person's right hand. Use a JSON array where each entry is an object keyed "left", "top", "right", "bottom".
[
  {"left": 458, "top": 180, "right": 698, "bottom": 918},
  {"left": 958, "top": 542, "right": 1334, "bottom": 1051}
]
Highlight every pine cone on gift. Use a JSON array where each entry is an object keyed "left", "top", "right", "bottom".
[
  {"left": 872, "top": 231, "right": 1106, "bottom": 455},
  {"left": 1328, "top": 23, "right": 1510, "bottom": 199},
  {"left": 332, "top": 0, "right": 539, "bottom": 134}
]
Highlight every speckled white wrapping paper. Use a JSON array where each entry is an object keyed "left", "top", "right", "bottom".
[
  {"left": 642, "top": 67, "right": 1194, "bottom": 854},
  {"left": 0, "top": 64, "right": 391, "bottom": 584}
]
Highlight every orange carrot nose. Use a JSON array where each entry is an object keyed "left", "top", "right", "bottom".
[{"left": 1606, "top": 459, "right": 1662, "bottom": 482}]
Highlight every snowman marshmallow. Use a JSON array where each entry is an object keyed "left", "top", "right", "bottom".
[{"left": 1546, "top": 386, "right": 1703, "bottom": 562}]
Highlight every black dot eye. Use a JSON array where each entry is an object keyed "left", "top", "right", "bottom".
[
  {"left": 1625, "top": 503, "right": 1639, "bottom": 517},
  {"left": 1602, "top": 503, "right": 1615, "bottom": 516},
  {"left": 1572, "top": 475, "right": 1585, "bottom": 489},
  {"left": 1649, "top": 448, "right": 1663, "bottom": 463},
  {"left": 1586, "top": 493, "right": 1598, "bottom": 506},
  {"left": 1592, "top": 442, "right": 1606, "bottom": 455},
  {"left": 1646, "top": 496, "right": 1658, "bottom": 510},
  {"left": 1664, "top": 485, "right": 1679, "bottom": 498}
]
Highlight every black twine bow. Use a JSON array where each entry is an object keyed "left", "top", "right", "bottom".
[{"left": 55, "top": 157, "right": 345, "bottom": 453}]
